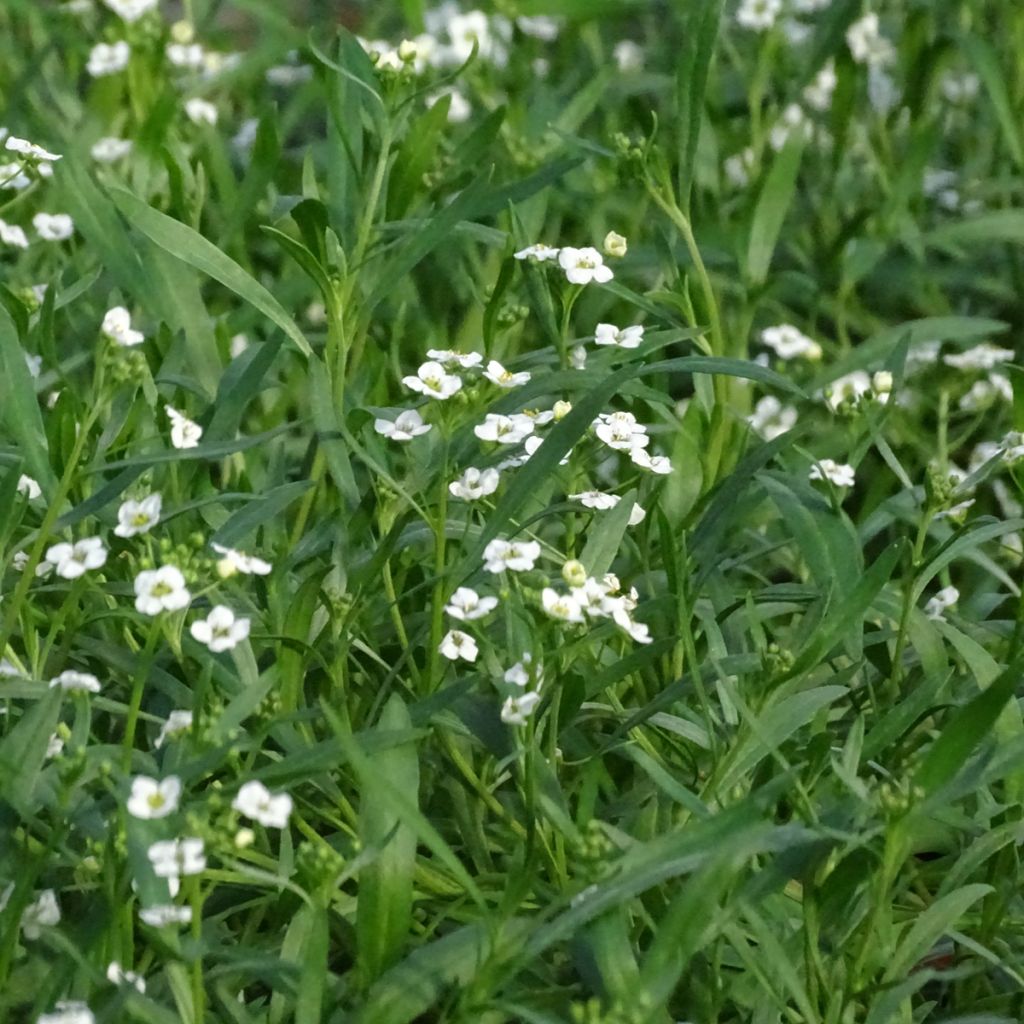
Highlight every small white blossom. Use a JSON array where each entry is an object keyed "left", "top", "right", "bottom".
[
  {"left": 402, "top": 360, "right": 463, "bottom": 400},
  {"left": 21, "top": 889, "right": 60, "bottom": 940},
  {"left": 148, "top": 837, "right": 206, "bottom": 878},
  {"left": 825, "top": 370, "right": 872, "bottom": 411},
  {"left": 102, "top": 306, "right": 144, "bottom": 346},
  {"left": 0, "top": 162, "right": 30, "bottom": 190},
  {"left": 49, "top": 670, "right": 101, "bottom": 693},
  {"left": 0, "top": 219, "right": 29, "bottom": 248},
  {"left": 737, "top": 0, "right": 782, "bottom": 31},
  {"left": 571, "top": 345, "right": 588, "bottom": 369},
  {"left": 804, "top": 60, "right": 837, "bottom": 111},
  {"left": 483, "top": 538, "right": 541, "bottom": 573},
  {"left": 943, "top": 343, "right": 1015, "bottom": 371},
  {"left": 190, "top": 605, "right": 250, "bottom": 652},
  {"left": 211, "top": 543, "right": 273, "bottom": 576},
  {"left": 769, "top": 103, "right": 809, "bottom": 151},
  {"left": 612, "top": 606, "right": 653, "bottom": 644},
  {"left": 558, "top": 246, "right": 613, "bottom": 285},
  {"left": 5, "top": 136, "right": 61, "bottom": 162},
  {"left": 761, "top": 323, "right": 822, "bottom": 360},
  {"left": 483, "top": 359, "right": 531, "bottom": 388},
  {"left": 449, "top": 466, "right": 500, "bottom": 500},
  {"left": 167, "top": 42, "right": 205, "bottom": 68},
  {"left": 106, "top": 962, "right": 146, "bottom": 993},
  {"left": 925, "top": 585, "right": 959, "bottom": 620},
  {"left": 156, "top": 710, "right": 193, "bottom": 747},
  {"left": 514, "top": 243, "right": 560, "bottom": 262},
  {"left": 166, "top": 405, "right": 203, "bottom": 449},
  {"left": 17, "top": 474, "right": 41, "bottom": 499},
  {"left": 87, "top": 40, "right": 131, "bottom": 77},
  {"left": 374, "top": 409, "right": 432, "bottom": 441},
  {"left": 960, "top": 374, "right": 1012, "bottom": 411},
  {"left": 114, "top": 493, "right": 162, "bottom": 537},
  {"left": 630, "top": 446, "right": 673, "bottom": 474},
  {"left": 134, "top": 565, "right": 191, "bottom": 615},
  {"left": 612, "top": 40, "right": 644, "bottom": 72},
  {"left": 91, "top": 136, "right": 133, "bottom": 162},
  {"left": 439, "top": 629, "right": 479, "bottom": 662},
  {"left": 594, "top": 323, "right": 644, "bottom": 349},
  {"left": 139, "top": 904, "right": 192, "bottom": 927},
  {"left": 748, "top": 395, "right": 798, "bottom": 440},
  {"left": 184, "top": 97, "right": 218, "bottom": 125},
  {"left": 570, "top": 490, "right": 620, "bottom": 510},
  {"left": 32, "top": 213, "right": 74, "bottom": 241},
  {"left": 541, "top": 587, "right": 584, "bottom": 623},
  {"left": 233, "top": 780, "right": 292, "bottom": 828},
  {"left": 445, "top": 587, "right": 498, "bottom": 621},
  {"left": 941, "top": 72, "right": 980, "bottom": 105},
  {"left": 46, "top": 537, "right": 107, "bottom": 579},
  {"left": 426, "top": 348, "right": 483, "bottom": 369},
  {"left": 501, "top": 691, "right": 541, "bottom": 725},
  {"left": 127, "top": 775, "right": 182, "bottom": 820},
  {"left": 809, "top": 459, "right": 855, "bottom": 488},
  {"left": 103, "top": 0, "right": 158, "bottom": 20},
  {"left": 595, "top": 411, "right": 647, "bottom": 450},
  {"left": 846, "top": 13, "right": 894, "bottom": 66},
  {"left": 475, "top": 413, "right": 534, "bottom": 444}
]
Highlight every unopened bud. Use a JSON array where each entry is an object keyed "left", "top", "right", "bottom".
[{"left": 603, "top": 231, "right": 628, "bottom": 258}]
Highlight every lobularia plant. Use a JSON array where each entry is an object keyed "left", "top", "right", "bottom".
[{"left": 1, "top": 0, "right": 1024, "bottom": 1022}]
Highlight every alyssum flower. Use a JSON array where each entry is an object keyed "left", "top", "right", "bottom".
[
  {"left": 483, "top": 538, "right": 541, "bottom": 573},
  {"left": 46, "top": 537, "right": 107, "bottom": 579},
  {"left": 114, "top": 493, "right": 161, "bottom": 537},
  {"left": 134, "top": 566, "right": 191, "bottom": 615},
  {"left": 233, "top": 780, "right": 292, "bottom": 828},
  {"left": 439, "top": 629, "right": 479, "bottom": 662},
  {"left": 102, "top": 306, "right": 144, "bottom": 347},
  {"left": 402, "top": 360, "right": 463, "bottom": 399},
  {"left": 594, "top": 323, "right": 644, "bottom": 349},
  {"left": 449, "top": 466, "right": 500, "bottom": 500},
  {"left": 558, "top": 246, "right": 614, "bottom": 285},
  {"left": 375, "top": 408, "right": 432, "bottom": 440},
  {"left": 190, "top": 605, "right": 251, "bottom": 652},
  {"left": 445, "top": 587, "right": 498, "bottom": 620},
  {"left": 127, "top": 775, "right": 182, "bottom": 820}
]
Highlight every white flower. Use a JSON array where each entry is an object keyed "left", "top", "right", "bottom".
[
  {"left": 49, "top": 670, "right": 101, "bottom": 693},
  {"left": 166, "top": 405, "right": 203, "bottom": 449},
  {"left": 156, "top": 709, "right": 193, "bottom": 747},
  {"left": 127, "top": 775, "right": 182, "bottom": 819},
  {"left": 91, "top": 136, "right": 133, "bottom": 162},
  {"left": 501, "top": 691, "right": 541, "bottom": 725},
  {"left": 233, "top": 780, "right": 292, "bottom": 828},
  {"left": 148, "top": 837, "right": 206, "bottom": 878},
  {"left": 558, "top": 246, "right": 613, "bottom": 285},
  {"left": 190, "top": 605, "right": 251, "bottom": 652},
  {"left": 603, "top": 231, "right": 628, "bottom": 258},
  {"left": 114, "top": 493, "right": 162, "bottom": 537},
  {"left": 374, "top": 409, "right": 432, "bottom": 441},
  {"left": 571, "top": 345, "right": 588, "bottom": 369},
  {"left": 570, "top": 490, "right": 620, "bottom": 510},
  {"left": 17, "top": 474, "right": 41, "bottom": 499},
  {"left": 167, "top": 42, "right": 205, "bottom": 68},
  {"left": 594, "top": 323, "right": 644, "bottom": 349},
  {"left": 595, "top": 411, "right": 647, "bottom": 450},
  {"left": 211, "top": 543, "right": 273, "bottom": 576},
  {"left": 960, "top": 375, "right": 1012, "bottom": 411},
  {"left": 21, "top": 889, "right": 60, "bottom": 939},
  {"left": 445, "top": 587, "right": 498, "bottom": 621},
  {"left": 824, "top": 370, "right": 872, "bottom": 410},
  {"left": 474, "top": 413, "right": 534, "bottom": 444},
  {"left": 134, "top": 565, "right": 191, "bottom": 615},
  {"left": 483, "top": 359, "right": 531, "bottom": 388},
  {"left": 846, "top": 13, "right": 894, "bottom": 66},
  {"left": 4, "top": 136, "right": 61, "bottom": 162},
  {"left": 32, "top": 213, "right": 74, "bottom": 241},
  {"left": 38, "top": 1003, "right": 94, "bottom": 1024},
  {"left": 809, "top": 459, "right": 855, "bottom": 488},
  {"left": 106, "top": 962, "right": 146, "bottom": 993},
  {"left": 513, "top": 243, "right": 560, "bottom": 262},
  {"left": 630, "top": 446, "right": 673, "bottom": 474},
  {"left": 611, "top": 605, "right": 653, "bottom": 644},
  {"left": 46, "top": 733, "right": 64, "bottom": 758},
  {"left": 943, "top": 343, "right": 1015, "bottom": 371},
  {"left": 737, "top": 0, "right": 781, "bottom": 30},
  {"left": 628, "top": 503, "right": 646, "bottom": 526},
  {"left": 925, "top": 585, "right": 959, "bottom": 620},
  {"left": 517, "top": 14, "right": 561, "bottom": 39},
  {"left": 449, "top": 466, "right": 500, "bottom": 500},
  {"left": 184, "top": 98, "right": 218, "bottom": 125},
  {"left": 439, "top": 629, "right": 479, "bottom": 662},
  {"left": 541, "top": 587, "right": 584, "bottom": 623},
  {"left": 769, "top": 103, "right": 809, "bottom": 151},
  {"left": 941, "top": 72, "right": 980, "bottom": 105},
  {"left": 483, "top": 538, "right": 541, "bottom": 573},
  {"left": 0, "top": 219, "right": 29, "bottom": 248},
  {"left": 46, "top": 537, "right": 107, "bottom": 579},
  {"left": 25, "top": 352, "right": 42, "bottom": 377},
  {"left": 139, "top": 904, "right": 192, "bottom": 927},
  {"left": 402, "top": 360, "right": 463, "bottom": 400},
  {"left": 761, "top": 323, "right": 822, "bottom": 360},
  {"left": 103, "top": 0, "right": 158, "bottom": 20},
  {"left": 426, "top": 348, "right": 483, "bottom": 369},
  {"left": 87, "top": 40, "right": 131, "bottom": 77},
  {"left": 230, "top": 333, "right": 250, "bottom": 358},
  {"left": 612, "top": 40, "right": 643, "bottom": 72},
  {"left": 504, "top": 656, "right": 536, "bottom": 688},
  {"left": 102, "top": 306, "right": 144, "bottom": 346},
  {"left": 0, "top": 162, "right": 30, "bottom": 189},
  {"left": 748, "top": 395, "right": 798, "bottom": 440}
]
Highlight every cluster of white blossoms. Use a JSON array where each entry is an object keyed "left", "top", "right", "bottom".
[
  {"left": 846, "top": 12, "right": 895, "bottom": 67},
  {"left": 823, "top": 369, "right": 892, "bottom": 413},
  {"left": 809, "top": 458, "right": 856, "bottom": 489},
  {"left": 514, "top": 240, "right": 618, "bottom": 285},
  {"left": 541, "top": 567, "right": 651, "bottom": 644}
]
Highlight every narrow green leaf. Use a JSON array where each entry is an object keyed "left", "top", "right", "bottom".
[
  {"left": 746, "top": 136, "right": 805, "bottom": 286},
  {"left": 963, "top": 34, "right": 1024, "bottom": 171}
]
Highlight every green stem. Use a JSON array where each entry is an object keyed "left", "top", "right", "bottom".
[
  {"left": 122, "top": 621, "right": 163, "bottom": 770},
  {"left": 426, "top": 435, "right": 450, "bottom": 692}
]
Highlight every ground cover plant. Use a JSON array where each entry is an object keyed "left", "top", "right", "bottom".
[{"left": 2, "top": 0, "right": 1024, "bottom": 1021}]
